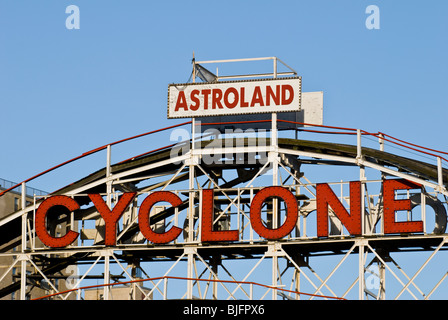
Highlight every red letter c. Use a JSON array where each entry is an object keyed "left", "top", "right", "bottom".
[{"left": 35, "top": 196, "right": 80, "bottom": 248}]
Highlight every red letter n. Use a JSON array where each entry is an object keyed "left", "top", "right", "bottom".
[{"left": 316, "top": 181, "right": 362, "bottom": 237}]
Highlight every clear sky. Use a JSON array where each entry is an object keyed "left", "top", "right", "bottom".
[
  {"left": 0, "top": 0, "right": 447, "bottom": 301},
  {"left": 0, "top": 0, "right": 447, "bottom": 191}
]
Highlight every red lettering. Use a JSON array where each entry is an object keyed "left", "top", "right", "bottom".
[
  {"left": 34, "top": 179, "right": 427, "bottom": 248},
  {"left": 240, "top": 87, "right": 249, "bottom": 107},
  {"left": 383, "top": 179, "right": 423, "bottom": 234},
  {"left": 223, "top": 87, "right": 239, "bottom": 109},
  {"left": 35, "top": 196, "right": 80, "bottom": 248},
  {"left": 174, "top": 91, "right": 188, "bottom": 111},
  {"left": 88, "top": 192, "right": 136, "bottom": 246},
  {"left": 212, "top": 89, "right": 224, "bottom": 109},
  {"left": 201, "top": 189, "right": 239, "bottom": 242},
  {"left": 250, "top": 86, "right": 264, "bottom": 107},
  {"left": 266, "top": 85, "right": 280, "bottom": 106},
  {"left": 250, "top": 186, "right": 298, "bottom": 240},
  {"left": 138, "top": 191, "right": 183, "bottom": 244},
  {"left": 202, "top": 89, "right": 211, "bottom": 110},
  {"left": 316, "top": 182, "right": 362, "bottom": 237},
  {"left": 190, "top": 89, "right": 200, "bottom": 111},
  {"left": 281, "top": 85, "right": 294, "bottom": 105}
]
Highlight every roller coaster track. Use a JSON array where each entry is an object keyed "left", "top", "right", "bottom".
[{"left": 0, "top": 120, "right": 447, "bottom": 299}]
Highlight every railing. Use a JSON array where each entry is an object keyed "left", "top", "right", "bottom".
[
  {"left": 0, "top": 177, "right": 47, "bottom": 197},
  {"left": 32, "top": 275, "right": 346, "bottom": 301},
  {"left": 0, "top": 121, "right": 192, "bottom": 198},
  {"left": 0, "top": 119, "right": 446, "bottom": 200},
  {"left": 199, "top": 118, "right": 448, "bottom": 164}
]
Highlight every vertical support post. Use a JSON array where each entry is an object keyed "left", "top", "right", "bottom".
[
  {"left": 269, "top": 244, "right": 280, "bottom": 300},
  {"left": 421, "top": 192, "right": 427, "bottom": 234},
  {"left": 163, "top": 277, "right": 168, "bottom": 300},
  {"left": 187, "top": 249, "right": 194, "bottom": 299},
  {"left": 271, "top": 63, "right": 279, "bottom": 232},
  {"left": 211, "top": 256, "right": 219, "bottom": 299},
  {"left": 437, "top": 157, "right": 443, "bottom": 191},
  {"left": 357, "top": 130, "right": 366, "bottom": 234},
  {"left": 378, "top": 133, "right": 384, "bottom": 152},
  {"left": 192, "top": 52, "right": 196, "bottom": 83},
  {"left": 21, "top": 182, "right": 26, "bottom": 251},
  {"left": 271, "top": 113, "right": 279, "bottom": 227},
  {"left": 213, "top": 271, "right": 218, "bottom": 300},
  {"left": 106, "top": 144, "right": 112, "bottom": 177},
  {"left": 106, "top": 145, "right": 112, "bottom": 208},
  {"left": 250, "top": 188, "right": 254, "bottom": 243},
  {"left": 379, "top": 134, "right": 386, "bottom": 183},
  {"left": 20, "top": 257, "right": 27, "bottom": 300},
  {"left": 379, "top": 262, "right": 386, "bottom": 300},
  {"left": 273, "top": 57, "right": 277, "bottom": 78},
  {"left": 272, "top": 57, "right": 278, "bottom": 152},
  {"left": 250, "top": 283, "right": 253, "bottom": 300},
  {"left": 272, "top": 254, "right": 278, "bottom": 300},
  {"left": 191, "top": 118, "right": 196, "bottom": 152},
  {"left": 271, "top": 113, "right": 278, "bottom": 148},
  {"left": 361, "top": 183, "right": 365, "bottom": 236},
  {"left": 188, "top": 119, "right": 196, "bottom": 243},
  {"left": 104, "top": 252, "right": 110, "bottom": 300},
  {"left": 357, "top": 129, "right": 363, "bottom": 162},
  {"left": 295, "top": 268, "right": 301, "bottom": 300},
  {"left": 20, "top": 182, "right": 27, "bottom": 300},
  {"left": 358, "top": 242, "right": 365, "bottom": 300},
  {"left": 187, "top": 111, "right": 199, "bottom": 316}
]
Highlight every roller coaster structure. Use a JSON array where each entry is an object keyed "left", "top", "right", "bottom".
[{"left": 0, "top": 57, "right": 447, "bottom": 301}]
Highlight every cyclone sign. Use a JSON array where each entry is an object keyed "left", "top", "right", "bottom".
[
  {"left": 167, "top": 77, "right": 302, "bottom": 118},
  {"left": 34, "top": 179, "right": 425, "bottom": 248}
]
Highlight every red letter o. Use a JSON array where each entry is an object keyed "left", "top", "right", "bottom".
[
  {"left": 250, "top": 187, "right": 298, "bottom": 240},
  {"left": 223, "top": 87, "right": 239, "bottom": 109}
]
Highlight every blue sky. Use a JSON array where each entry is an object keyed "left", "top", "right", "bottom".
[{"left": 0, "top": 1, "right": 447, "bottom": 190}]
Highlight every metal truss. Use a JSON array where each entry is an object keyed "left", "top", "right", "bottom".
[{"left": 0, "top": 112, "right": 447, "bottom": 300}]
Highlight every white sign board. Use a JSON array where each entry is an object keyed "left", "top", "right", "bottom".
[
  {"left": 300, "top": 91, "right": 323, "bottom": 126},
  {"left": 167, "top": 77, "right": 302, "bottom": 119}
]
